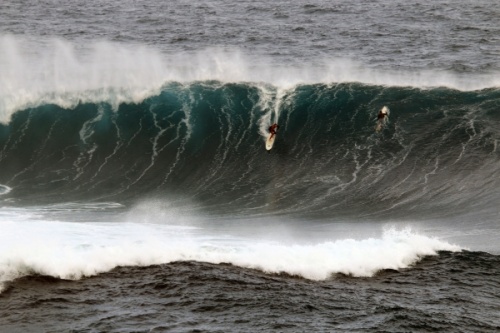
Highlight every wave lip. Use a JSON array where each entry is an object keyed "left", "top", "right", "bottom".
[
  {"left": 0, "top": 220, "right": 461, "bottom": 292},
  {"left": 2, "top": 34, "right": 500, "bottom": 122}
]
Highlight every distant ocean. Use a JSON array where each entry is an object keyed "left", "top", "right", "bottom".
[{"left": 1, "top": 1, "right": 500, "bottom": 332}]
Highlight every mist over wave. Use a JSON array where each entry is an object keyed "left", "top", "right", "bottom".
[{"left": 2, "top": 35, "right": 500, "bottom": 123}]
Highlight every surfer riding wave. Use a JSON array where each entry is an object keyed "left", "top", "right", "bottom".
[
  {"left": 268, "top": 123, "right": 279, "bottom": 139},
  {"left": 375, "top": 106, "right": 389, "bottom": 132}
]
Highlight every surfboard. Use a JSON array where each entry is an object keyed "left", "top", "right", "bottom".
[{"left": 266, "top": 134, "right": 276, "bottom": 150}]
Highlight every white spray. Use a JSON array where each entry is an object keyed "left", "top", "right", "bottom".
[{"left": 1, "top": 35, "right": 498, "bottom": 124}]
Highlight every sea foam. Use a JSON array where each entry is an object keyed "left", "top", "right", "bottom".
[{"left": 0, "top": 214, "right": 461, "bottom": 292}]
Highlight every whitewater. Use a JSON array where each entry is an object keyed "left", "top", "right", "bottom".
[{"left": 0, "top": 210, "right": 461, "bottom": 292}]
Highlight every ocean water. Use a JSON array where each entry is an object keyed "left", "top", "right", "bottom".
[{"left": 1, "top": 0, "right": 500, "bottom": 332}]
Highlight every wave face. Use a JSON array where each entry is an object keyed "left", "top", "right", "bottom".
[{"left": 1, "top": 82, "right": 499, "bottom": 219}]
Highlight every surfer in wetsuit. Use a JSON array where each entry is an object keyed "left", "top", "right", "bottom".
[
  {"left": 378, "top": 109, "right": 387, "bottom": 120},
  {"left": 268, "top": 123, "right": 279, "bottom": 139},
  {"left": 375, "top": 107, "right": 389, "bottom": 132}
]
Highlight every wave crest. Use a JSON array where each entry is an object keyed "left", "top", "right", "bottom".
[{"left": 2, "top": 35, "right": 499, "bottom": 122}]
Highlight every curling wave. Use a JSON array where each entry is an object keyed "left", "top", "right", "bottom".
[{"left": 0, "top": 82, "right": 499, "bottom": 221}]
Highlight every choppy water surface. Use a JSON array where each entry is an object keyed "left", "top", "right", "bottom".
[{"left": 1, "top": 0, "right": 500, "bottom": 332}]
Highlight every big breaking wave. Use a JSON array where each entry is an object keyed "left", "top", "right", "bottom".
[
  {"left": 1, "top": 80, "right": 499, "bottom": 220},
  {"left": 1, "top": 35, "right": 497, "bottom": 292}
]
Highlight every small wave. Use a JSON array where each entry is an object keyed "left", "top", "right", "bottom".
[{"left": 0, "top": 220, "right": 461, "bottom": 292}]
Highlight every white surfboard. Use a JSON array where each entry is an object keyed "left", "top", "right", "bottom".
[{"left": 266, "top": 134, "right": 276, "bottom": 150}]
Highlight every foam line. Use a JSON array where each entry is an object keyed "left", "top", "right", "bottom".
[{"left": 0, "top": 185, "right": 12, "bottom": 195}]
